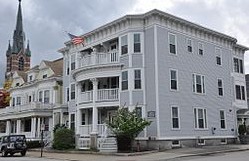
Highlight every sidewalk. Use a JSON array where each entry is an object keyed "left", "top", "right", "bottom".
[{"left": 27, "top": 144, "right": 249, "bottom": 161}]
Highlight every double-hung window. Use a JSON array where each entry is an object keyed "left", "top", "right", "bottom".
[
  {"left": 187, "top": 39, "right": 192, "bottom": 52},
  {"left": 169, "top": 33, "right": 176, "bottom": 54},
  {"left": 172, "top": 106, "right": 180, "bottom": 129},
  {"left": 122, "top": 71, "right": 128, "bottom": 90},
  {"left": 194, "top": 108, "right": 207, "bottom": 129},
  {"left": 192, "top": 74, "right": 205, "bottom": 94},
  {"left": 235, "top": 85, "right": 245, "bottom": 100},
  {"left": 134, "top": 70, "right": 141, "bottom": 89},
  {"left": 134, "top": 34, "right": 141, "bottom": 53},
  {"left": 70, "top": 114, "right": 75, "bottom": 131},
  {"left": 121, "top": 35, "right": 128, "bottom": 55},
  {"left": 66, "top": 87, "right": 70, "bottom": 102},
  {"left": 71, "top": 54, "right": 76, "bottom": 71},
  {"left": 38, "top": 91, "right": 43, "bottom": 102},
  {"left": 135, "top": 107, "right": 142, "bottom": 118},
  {"left": 218, "top": 79, "right": 223, "bottom": 96},
  {"left": 220, "top": 110, "right": 226, "bottom": 129},
  {"left": 170, "top": 70, "right": 178, "bottom": 90},
  {"left": 216, "top": 48, "right": 222, "bottom": 65},
  {"left": 44, "top": 90, "right": 50, "bottom": 104},
  {"left": 233, "top": 58, "right": 243, "bottom": 73},
  {"left": 198, "top": 43, "right": 204, "bottom": 55},
  {"left": 71, "top": 84, "right": 75, "bottom": 100},
  {"left": 16, "top": 97, "right": 21, "bottom": 106}
]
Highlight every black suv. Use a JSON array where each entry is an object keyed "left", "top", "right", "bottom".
[{"left": 0, "top": 135, "right": 27, "bottom": 157}]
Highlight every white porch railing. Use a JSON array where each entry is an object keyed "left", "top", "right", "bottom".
[
  {"left": 79, "top": 124, "right": 113, "bottom": 137},
  {"left": 79, "top": 91, "right": 93, "bottom": 103},
  {"left": 97, "top": 88, "right": 119, "bottom": 101},
  {"left": 80, "top": 50, "right": 119, "bottom": 67},
  {"left": 79, "top": 125, "right": 92, "bottom": 136}
]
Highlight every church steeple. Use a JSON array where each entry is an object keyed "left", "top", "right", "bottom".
[
  {"left": 5, "top": 0, "right": 31, "bottom": 80},
  {"left": 12, "top": 0, "right": 25, "bottom": 54}
]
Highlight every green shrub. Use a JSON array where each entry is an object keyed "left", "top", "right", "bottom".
[
  {"left": 27, "top": 140, "right": 41, "bottom": 149},
  {"left": 52, "top": 128, "right": 75, "bottom": 150},
  {"left": 238, "top": 124, "right": 247, "bottom": 135}
]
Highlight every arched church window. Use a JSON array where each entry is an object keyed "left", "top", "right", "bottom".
[{"left": 18, "top": 57, "right": 24, "bottom": 71}]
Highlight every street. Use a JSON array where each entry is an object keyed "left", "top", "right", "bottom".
[{"left": 0, "top": 151, "right": 249, "bottom": 161}]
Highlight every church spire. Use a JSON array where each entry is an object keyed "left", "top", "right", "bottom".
[{"left": 12, "top": 0, "right": 25, "bottom": 54}]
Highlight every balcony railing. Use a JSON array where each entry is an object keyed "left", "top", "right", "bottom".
[
  {"left": 79, "top": 91, "right": 93, "bottom": 103},
  {"left": 78, "top": 88, "right": 119, "bottom": 104},
  {"left": 80, "top": 50, "right": 119, "bottom": 67},
  {"left": 97, "top": 88, "right": 119, "bottom": 101},
  {"left": 79, "top": 124, "right": 113, "bottom": 137},
  {"left": 0, "top": 102, "right": 53, "bottom": 114}
]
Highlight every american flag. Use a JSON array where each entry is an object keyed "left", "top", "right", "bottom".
[{"left": 68, "top": 33, "right": 84, "bottom": 45}]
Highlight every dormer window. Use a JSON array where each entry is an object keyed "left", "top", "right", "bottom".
[{"left": 42, "top": 74, "right": 47, "bottom": 79}]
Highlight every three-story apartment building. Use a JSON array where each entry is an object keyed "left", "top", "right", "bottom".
[
  {"left": 59, "top": 9, "right": 248, "bottom": 151},
  {"left": 0, "top": 58, "right": 65, "bottom": 143}
]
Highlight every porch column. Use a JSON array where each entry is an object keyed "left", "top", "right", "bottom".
[
  {"left": 91, "top": 78, "right": 98, "bottom": 133},
  {"left": 60, "top": 112, "right": 63, "bottom": 125},
  {"left": 37, "top": 117, "right": 41, "bottom": 138},
  {"left": 31, "top": 117, "right": 37, "bottom": 138},
  {"left": 16, "top": 119, "right": 21, "bottom": 134},
  {"left": 90, "top": 78, "right": 98, "bottom": 150},
  {"left": 6, "top": 120, "right": 11, "bottom": 135}
]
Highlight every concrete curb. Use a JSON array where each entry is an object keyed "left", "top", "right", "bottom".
[{"left": 28, "top": 148, "right": 159, "bottom": 156}]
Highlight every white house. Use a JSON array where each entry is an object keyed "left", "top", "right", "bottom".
[
  {"left": 59, "top": 9, "right": 248, "bottom": 151},
  {"left": 0, "top": 58, "right": 65, "bottom": 143}
]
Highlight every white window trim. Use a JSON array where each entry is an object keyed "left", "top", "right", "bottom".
[
  {"left": 198, "top": 42, "right": 204, "bottom": 55},
  {"left": 170, "top": 69, "right": 178, "bottom": 91},
  {"left": 192, "top": 73, "right": 206, "bottom": 95},
  {"left": 121, "top": 70, "right": 128, "bottom": 91},
  {"left": 235, "top": 84, "right": 246, "bottom": 101},
  {"left": 220, "top": 109, "right": 227, "bottom": 130},
  {"left": 168, "top": 33, "right": 177, "bottom": 55},
  {"left": 171, "top": 105, "right": 180, "bottom": 130},
  {"left": 197, "top": 139, "right": 205, "bottom": 145},
  {"left": 133, "top": 33, "right": 142, "bottom": 53},
  {"left": 187, "top": 38, "right": 192, "bottom": 53},
  {"left": 233, "top": 57, "right": 244, "bottom": 74},
  {"left": 220, "top": 138, "right": 227, "bottom": 145},
  {"left": 217, "top": 78, "right": 224, "bottom": 97},
  {"left": 133, "top": 68, "right": 143, "bottom": 91},
  {"left": 70, "top": 53, "right": 76, "bottom": 71},
  {"left": 215, "top": 47, "right": 222, "bottom": 66},
  {"left": 120, "top": 35, "right": 128, "bottom": 55},
  {"left": 194, "top": 107, "right": 208, "bottom": 130},
  {"left": 70, "top": 83, "right": 76, "bottom": 100}
]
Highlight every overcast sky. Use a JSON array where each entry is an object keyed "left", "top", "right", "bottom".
[{"left": 0, "top": 0, "right": 249, "bottom": 86}]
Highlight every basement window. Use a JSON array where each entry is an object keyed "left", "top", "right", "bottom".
[
  {"left": 197, "top": 139, "right": 205, "bottom": 145},
  {"left": 172, "top": 140, "right": 180, "bottom": 148}
]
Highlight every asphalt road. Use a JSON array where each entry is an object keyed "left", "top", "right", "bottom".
[
  {"left": 0, "top": 150, "right": 249, "bottom": 161},
  {"left": 168, "top": 151, "right": 249, "bottom": 161}
]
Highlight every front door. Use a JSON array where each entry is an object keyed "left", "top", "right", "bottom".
[{"left": 107, "top": 110, "right": 117, "bottom": 124}]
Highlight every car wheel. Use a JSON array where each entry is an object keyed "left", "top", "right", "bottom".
[
  {"left": 9, "top": 152, "right": 14, "bottom": 157},
  {"left": 1, "top": 148, "right": 8, "bottom": 157},
  {"left": 21, "top": 150, "right": 26, "bottom": 156}
]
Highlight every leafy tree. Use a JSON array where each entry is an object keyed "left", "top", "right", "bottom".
[
  {"left": 53, "top": 127, "right": 75, "bottom": 150},
  {"left": 107, "top": 107, "right": 151, "bottom": 151}
]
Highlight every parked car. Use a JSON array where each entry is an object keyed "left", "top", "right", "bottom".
[{"left": 0, "top": 135, "right": 27, "bottom": 157}]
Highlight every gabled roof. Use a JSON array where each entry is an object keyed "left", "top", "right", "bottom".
[
  {"left": 43, "top": 58, "right": 63, "bottom": 77},
  {"left": 15, "top": 71, "right": 27, "bottom": 82}
]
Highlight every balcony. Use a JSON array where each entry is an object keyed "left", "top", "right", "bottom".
[
  {"left": 80, "top": 50, "right": 119, "bottom": 68},
  {"left": 0, "top": 102, "right": 53, "bottom": 115},
  {"left": 78, "top": 88, "right": 119, "bottom": 104}
]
